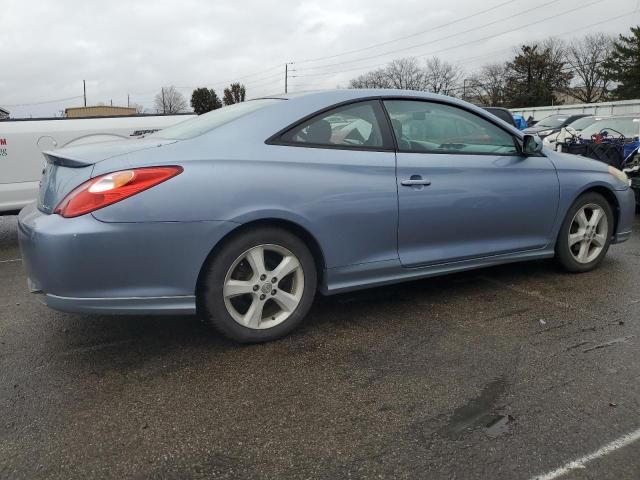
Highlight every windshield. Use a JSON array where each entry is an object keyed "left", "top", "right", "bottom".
[
  {"left": 567, "top": 116, "right": 601, "bottom": 131},
  {"left": 535, "top": 115, "right": 569, "bottom": 129},
  {"left": 152, "top": 99, "right": 281, "bottom": 140},
  {"left": 580, "top": 117, "right": 640, "bottom": 139}
]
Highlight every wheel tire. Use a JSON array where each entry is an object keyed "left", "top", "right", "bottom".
[
  {"left": 198, "top": 227, "right": 317, "bottom": 343},
  {"left": 555, "top": 192, "right": 614, "bottom": 273}
]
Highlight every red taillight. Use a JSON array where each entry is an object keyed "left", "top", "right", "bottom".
[{"left": 54, "top": 166, "right": 183, "bottom": 218}]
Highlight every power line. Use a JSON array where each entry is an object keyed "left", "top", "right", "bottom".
[
  {"left": 293, "top": 0, "right": 565, "bottom": 72},
  {"left": 291, "top": 0, "right": 520, "bottom": 65},
  {"left": 292, "top": 0, "right": 606, "bottom": 80},
  {"left": 288, "top": 8, "right": 634, "bottom": 93},
  {"left": 3, "top": 95, "right": 84, "bottom": 107}
]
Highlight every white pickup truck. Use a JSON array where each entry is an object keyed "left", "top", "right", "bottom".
[{"left": 0, "top": 114, "right": 194, "bottom": 213}]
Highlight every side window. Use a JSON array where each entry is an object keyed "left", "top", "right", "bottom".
[
  {"left": 384, "top": 100, "right": 519, "bottom": 155},
  {"left": 280, "top": 101, "right": 386, "bottom": 149}
]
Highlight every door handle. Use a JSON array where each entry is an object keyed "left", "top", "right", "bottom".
[{"left": 401, "top": 177, "right": 431, "bottom": 187}]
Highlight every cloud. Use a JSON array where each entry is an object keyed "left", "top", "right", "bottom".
[{"left": 1, "top": 0, "right": 637, "bottom": 117}]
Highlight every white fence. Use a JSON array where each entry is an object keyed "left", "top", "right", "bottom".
[{"left": 510, "top": 99, "right": 640, "bottom": 121}]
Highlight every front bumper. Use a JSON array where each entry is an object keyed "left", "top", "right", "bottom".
[
  {"left": 18, "top": 203, "right": 237, "bottom": 315},
  {"left": 611, "top": 187, "right": 636, "bottom": 245}
]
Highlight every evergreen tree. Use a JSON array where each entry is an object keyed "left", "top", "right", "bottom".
[
  {"left": 504, "top": 41, "right": 573, "bottom": 107},
  {"left": 603, "top": 26, "right": 640, "bottom": 100},
  {"left": 223, "top": 83, "right": 246, "bottom": 105},
  {"left": 190, "top": 88, "right": 222, "bottom": 115}
]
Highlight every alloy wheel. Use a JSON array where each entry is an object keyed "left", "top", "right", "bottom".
[
  {"left": 222, "top": 244, "right": 305, "bottom": 329},
  {"left": 568, "top": 203, "right": 608, "bottom": 264}
]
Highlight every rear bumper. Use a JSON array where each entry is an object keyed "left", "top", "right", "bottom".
[
  {"left": 611, "top": 187, "right": 636, "bottom": 245},
  {"left": 43, "top": 293, "right": 196, "bottom": 315},
  {"left": 18, "top": 203, "right": 237, "bottom": 315}
]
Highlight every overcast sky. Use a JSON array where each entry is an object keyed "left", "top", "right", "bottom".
[{"left": 1, "top": 0, "right": 638, "bottom": 118}]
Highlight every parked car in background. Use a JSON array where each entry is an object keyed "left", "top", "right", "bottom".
[
  {"left": 480, "top": 106, "right": 518, "bottom": 128},
  {"left": 551, "top": 114, "right": 640, "bottom": 207},
  {"left": 543, "top": 115, "right": 610, "bottom": 150},
  {"left": 523, "top": 113, "right": 590, "bottom": 139},
  {"left": 18, "top": 90, "right": 635, "bottom": 343},
  {"left": 0, "top": 113, "right": 194, "bottom": 213}
]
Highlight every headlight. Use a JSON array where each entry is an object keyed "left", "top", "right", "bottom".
[
  {"left": 537, "top": 129, "right": 553, "bottom": 136},
  {"left": 608, "top": 166, "right": 630, "bottom": 186}
]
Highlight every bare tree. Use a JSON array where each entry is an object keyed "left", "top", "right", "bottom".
[
  {"left": 349, "top": 68, "right": 392, "bottom": 88},
  {"left": 131, "top": 103, "right": 146, "bottom": 114},
  {"left": 383, "top": 58, "right": 426, "bottom": 90},
  {"left": 349, "top": 57, "right": 425, "bottom": 90},
  {"left": 154, "top": 86, "right": 188, "bottom": 114},
  {"left": 424, "top": 57, "right": 463, "bottom": 96},
  {"left": 565, "top": 33, "right": 614, "bottom": 103},
  {"left": 466, "top": 63, "right": 508, "bottom": 105}
]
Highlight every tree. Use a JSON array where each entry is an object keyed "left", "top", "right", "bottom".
[
  {"left": 465, "top": 63, "right": 508, "bottom": 106},
  {"left": 424, "top": 57, "right": 463, "bottom": 96},
  {"left": 223, "top": 83, "right": 246, "bottom": 105},
  {"left": 154, "top": 86, "right": 188, "bottom": 114},
  {"left": 602, "top": 26, "right": 640, "bottom": 100},
  {"left": 349, "top": 58, "right": 425, "bottom": 90},
  {"left": 349, "top": 56, "right": 463, "bottom": 93},
  {"left": 349, "top": 67, "right": 392, "bottom": 88},
  {"left": 382, "top": 58, "right": 426, "bottom": 90},
  {"left": 190, "top": 87, "right": 222, "bottom": 115},
  {"left": 564, "top": 33, "right": 614, "bottom": 103},
  {"left": 131, "top": 103, "right": 146, "bottom": 114},
  {"left": 503, "top": 39, "right": 573, "bottom": 107}
]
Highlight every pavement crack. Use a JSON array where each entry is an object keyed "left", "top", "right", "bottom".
[
  {"left": 566, "top": 341, "right": 592, "bottom": 351},
  {"left": 582, "top": 336, "right": 634, "bottom": 353}
]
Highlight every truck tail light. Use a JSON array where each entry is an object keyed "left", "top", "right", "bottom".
[{"left": 54, "top": 166, "right": 183, "bottom": 218}]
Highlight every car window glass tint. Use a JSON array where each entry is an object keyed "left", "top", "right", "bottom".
[
  {"left": 384, "top": 100, "right": 519, "bottom": 155},
  {"left": 282, "top": 101, "right": 384, "bottom": 148}
]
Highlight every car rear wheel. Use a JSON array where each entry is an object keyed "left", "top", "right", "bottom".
[
  {"left": 198, "top": 227, "right": 317, "bottom": 343},
  {"left": 555, "top": 192, "right": 614, "bottom": 273}
]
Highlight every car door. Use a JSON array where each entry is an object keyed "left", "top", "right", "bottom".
[{"left": 383, "top": 99, "right": 559, "bottom": 267}]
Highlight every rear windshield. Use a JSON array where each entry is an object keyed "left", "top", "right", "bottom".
[
  {"left": 580, "top": 117, "right": 640, "bottom": 139},
  {"left": 152, "top": 99, "right": 281, "bottom": 140},
  {"left": 535, "top": 115, "right": 569, "bottom": 129}
]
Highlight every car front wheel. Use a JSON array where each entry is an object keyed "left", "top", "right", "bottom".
[
  {"left": 198, "top": 227, "right": 317, "bottom": 343},
  {"left": 555, "top": 192, "right": 614, "bottom": 273}
]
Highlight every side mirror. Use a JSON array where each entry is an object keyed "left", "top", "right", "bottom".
[{"left": 522, "top": 134, "right": 543, "bottom": 155}]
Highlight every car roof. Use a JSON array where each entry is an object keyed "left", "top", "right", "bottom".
[
  {"left": 255, "top": 89, "right": 522, "bottom": 131},
  {"left": 257, "top": 89, "right": 486, "bottom": 109}
]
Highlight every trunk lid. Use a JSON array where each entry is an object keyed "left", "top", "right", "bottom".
[{"left": 37, "top": 137, "right": 177, "bottom": 214}]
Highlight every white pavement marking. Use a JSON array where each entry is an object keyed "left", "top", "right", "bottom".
[
  {"left": 0, "top": 258, "right": 22, "bottom": 263},
  {"left": 532, "top": 427, "right": 640, "bottom": 480}
]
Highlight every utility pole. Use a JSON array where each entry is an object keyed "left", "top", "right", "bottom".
[
  {"left": 83, "top": 80, "right": 87, "bottom": 106},
  {"left": 161, "top": 88, "right": 166, "bottom": 114},
  {"left": 127, "top": 93, "right": 130, "bottom": 107},
  {"left": 284, "top": 63, "right": 295, "bottom": 94}
]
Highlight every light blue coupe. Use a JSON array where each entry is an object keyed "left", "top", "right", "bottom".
[{"left": 18, "top": 90, "right": 635, "bottom": 342}]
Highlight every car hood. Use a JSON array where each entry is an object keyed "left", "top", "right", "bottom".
[
  {"left": 43, "top": 137, "right": 178, "bottom": 167},
  {"left": 524, "top": 126, "right": 558, "bottom": 135}
]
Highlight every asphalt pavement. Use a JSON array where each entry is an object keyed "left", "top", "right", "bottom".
[{"left": 1, "top": 214, "right": 639, "bottom": 480}]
